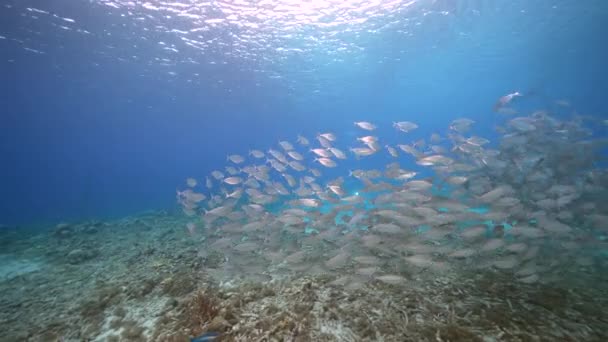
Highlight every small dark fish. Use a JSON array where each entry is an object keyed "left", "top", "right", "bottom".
[
  {"left": 493, "top": 225, "right": 505, "bottom": 238},
  {"left": 191, "top": 332, "right": 221, "bottom": 342}
]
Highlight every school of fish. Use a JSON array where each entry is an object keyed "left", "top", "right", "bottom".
[{"left": 177, "top": 96, "right": 608, "bottom": 288}]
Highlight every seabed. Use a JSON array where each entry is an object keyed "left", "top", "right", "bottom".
[{"left": 1, "top": 211, "right": 606, "bottom": 342}]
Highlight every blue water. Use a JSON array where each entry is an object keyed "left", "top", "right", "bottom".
[{"left": 1, "top": 0, "right": 607, "bottom": 226}]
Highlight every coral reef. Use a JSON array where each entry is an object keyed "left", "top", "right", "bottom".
[{"left": 0, "top": 212, "right": 607, "bottom": 341}]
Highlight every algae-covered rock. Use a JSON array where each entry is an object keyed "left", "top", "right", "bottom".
[
  {"left": 121, "top": 321, "right": 145, "bottom": 339},
  {"left": 206, "top": 315, "right": 230, "bottom": 332},
  {"left": 53, "top": 223, "right": 72, "bottom": 237},
  {"left": 84, "top": 226, "right": 99, "bottom": 234},
  {"left": 67, "top": 248, "right": 97, "bottom": 264},
  {"left": 161, "top": 271, "right": 197, "bottom": 296}
]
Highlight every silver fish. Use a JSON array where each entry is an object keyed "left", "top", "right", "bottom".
[
  {"left": 393, "top": 121, "right": 418, "bottom": 133},
  {"left": 354, "top": 121, "right": 377, "bottom": 130}
]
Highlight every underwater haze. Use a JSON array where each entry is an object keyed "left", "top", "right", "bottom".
[{"left": 2, "top": 1, "right": 608, "bottom": 341}]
